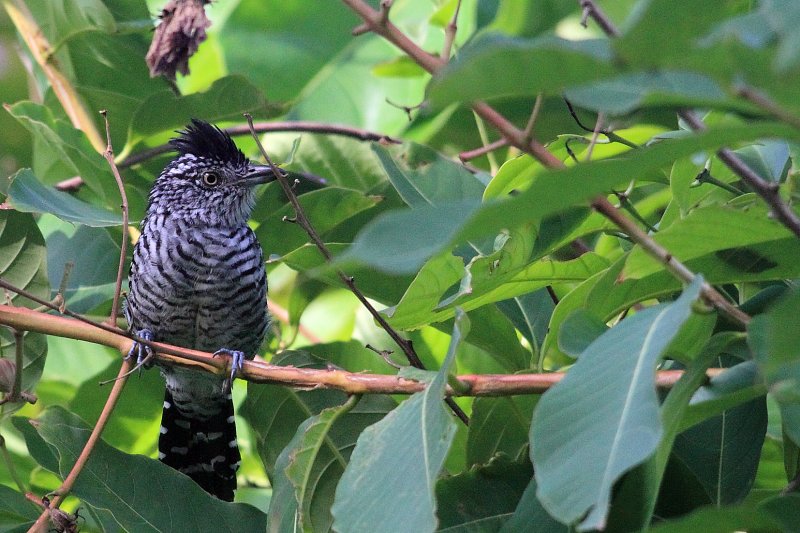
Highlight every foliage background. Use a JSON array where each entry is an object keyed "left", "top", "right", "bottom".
[{"left": 2, "top": 0, "right": 800, "bottom": 531}]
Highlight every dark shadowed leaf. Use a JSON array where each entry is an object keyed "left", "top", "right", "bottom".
[
  {"left": 13, "top": 406, "right": 266, "bottom": 531},
  {"left": 500, "top": 477, "right": 569, "bottom": 533},
  {"left": 466, "top": 395, "right": 536, "bottom": 467},
  {"left": 436, "top": 455, "right": 532, "bottom": 531},
  {"left": 0, "top": 484, "right": 40, "bottom": 532}
]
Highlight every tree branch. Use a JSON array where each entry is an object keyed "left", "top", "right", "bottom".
[{"left": 0, "top": 303, "right": 723, "bottom": 397}]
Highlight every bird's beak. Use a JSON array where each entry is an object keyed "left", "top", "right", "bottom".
[{"left": 240, "top": 164, "right": 285, "bottom": 186}]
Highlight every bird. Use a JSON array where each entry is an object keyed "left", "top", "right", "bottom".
[{"left": 125, "top": 119, "right": 274, "bottom": 501}]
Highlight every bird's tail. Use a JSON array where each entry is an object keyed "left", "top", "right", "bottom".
[{"left": 158, "top": 388, "right": 241, "bottom": 501}]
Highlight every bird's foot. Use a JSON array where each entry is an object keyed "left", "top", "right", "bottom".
[
  {"left": 213, "top": 348, "right": 246, "bottom": 393},
  {"left": 126, "top": 329, "right": 155, "bottom": 371}
]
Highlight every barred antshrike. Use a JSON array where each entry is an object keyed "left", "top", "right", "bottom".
[{"left": 126, "top": 120, "right": 273, "bottom": 501}]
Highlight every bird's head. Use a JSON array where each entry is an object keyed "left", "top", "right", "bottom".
[{"left": 147, "top": 119, "right": 277, "bottom": 226}]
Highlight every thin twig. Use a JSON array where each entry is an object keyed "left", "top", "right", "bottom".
[
  {"left": 458, "top": 138, "right": 509, "bottom": 162},
  {"left": 29, "top": 359, "right": 132, "bottom": 532},
  {"left": 679, "top": 110, "right": 800, "bottom": 239},
  {"left": 0, "top": 302, "right": 725, "bottom": 397},
  {"left": 583, "top": 111, "right": 605, "bottom": 162},
  {"left": 117, "top": 121, "right": 401, "bottom": 169},
  {"left": 243, "top": 114, "right": 470, "bottom": 425},
  {"left": 578, "top": 0, "right": 620, "bottom": 37},
  {"left": 11, "top": 328, "right": 22, "bottom": 400},
  {"left": 694, "top": 168, "right": 745, "bottom": 196},
  {"left": 53, "top": 177, "right": 83, "bottom": 192},
  {"left": 523, "top": 94, "right": 544, "bottom": 141},
  {"left": 100, "top": 111, "right": 129, "bottom": 326},
  {"left": 736, "top": 85, "right": 800, "bottom": 129},
  {"left": 441, "top": 0, "right": 462, "bottom": 60},
  {"left": 564, "top": 98, "right": 639, "bottom": 149}
]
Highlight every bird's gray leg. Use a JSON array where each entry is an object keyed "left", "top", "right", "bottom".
[
  {"left": 127, "top": 329, "right": 155, "bottom": 368},
  {"left": 212, "top": 348, "right": 245, "bottom": 392}
]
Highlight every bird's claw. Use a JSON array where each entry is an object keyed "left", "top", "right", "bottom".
[
  {"left": 213, "top": 348, "right": 246, "bottom": 393},
  {"left": 126, "top": 329, "right": 155, "bottom": 372}
]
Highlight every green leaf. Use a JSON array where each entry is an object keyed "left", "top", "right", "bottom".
[
  {"left": 0, "top": 484, "right": 40, "bottom": 532},
  {"left": 435, "top": 455, "right": 532, "bottom": 531},
  {"left": 268, "top": 394, "right": 396, "bottom": 533},
  {"left": 532, "top": 278, "right": 704, "bottom": 530},
  {"left": 372, "top": 143, "right": 488, "bottom": 207},
  {"left": 331, "top": 310, "right": 469, "bottom": 533},
  {"left": 564, "top": 71, "right": 749, "bottom": 115},
  {"left": 466, "top": 395, "right": 536, "bottom": 467},
  {"left": 6, "top": 169, "right": 122, "bottom": 226},
  {"left": 338, "top": 122, "right": 799, "bottom": 274},
  {"left": 127, "top": 75, "right": 280, "bottom": 145},
  {"left": 385, "top": 245, "right": 608, "bottom": 330},
  {"left": 749, "top": 289, "right": 800, "bottom": 446},
  {"left": 682, "top": 360, "right": 766, "bottom": 432},
  {"left": 671, "top": 396, "right": 766, "bottom": 505},
  {"left": 487, "top": 0, "right": 575, "bottom": 37},
  {"left": 647, "top": 496, "right": 800, "bottom": 533},
  {"left": 0, "top": 211, "right": 49, "bottom": 418},
  {"left": 26, "top": 0, "right": 116, "bottom": 49},
  {"left": 241, "top": 351, "right": 356, "bottom": 481},
  {"left": 15, "top": 406, "right": 266, "bottom": 531},
  {"left": 427, "top": 34, "right": 615, "bottom": 109},
  {"left": 623, "top": 203, "right": 800, "bottom": 280},
  {"left": 557, "top": 309, "right": 609, "bottom": 358},
  {"left": 500, "top": 477, "right": 569, "bottom": 533},
  {"left": 41, "top": 215, "right": 120, "bottom": 313},
  {"left": 734, "top": 140, "right": 791, "bottom": 183},
  {"left": 218, "top": 2, "right": 358, "bottom": 104},
  {"left": 255, "top": 187, "right": 382, "bottom": 257},
  {"left": 5, "top": 101, "right": 117, "bottom": 201}
]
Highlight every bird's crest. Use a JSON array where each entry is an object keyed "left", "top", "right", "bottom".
[{"left": 169, "top": 119, "right": 247, "bottom": 166}]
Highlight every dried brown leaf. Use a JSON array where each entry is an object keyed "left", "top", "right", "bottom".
[{"left": 146, "top": 0, "right": 211, "bottom": 80}]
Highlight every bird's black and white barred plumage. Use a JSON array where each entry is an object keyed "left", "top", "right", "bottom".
[{"left": 126, "top": 120, "right": 271, "bottom": 501}]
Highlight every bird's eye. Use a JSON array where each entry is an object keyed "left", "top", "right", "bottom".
[{"left": 201, "top": 172, "right": 220, "bottom": 186}]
